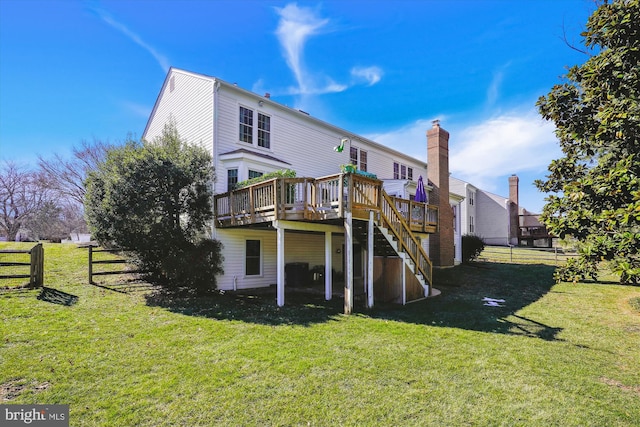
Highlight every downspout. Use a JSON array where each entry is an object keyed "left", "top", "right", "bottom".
[
  {"left": 212, "top": 80, "right": 221, "bottom": 240},
  {"left": 505, "top": 199, "right": 510, "bottom": 246}
]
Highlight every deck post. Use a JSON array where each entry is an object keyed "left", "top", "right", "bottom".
[
  {"left": 400, "top": 252, "right": 407, "bottom": 305},
  {"left": 367, "top": 210, "right": 374, "bottom": 308},
  {"left": 344, "top": 211, "right": 353, "bottom": 315},
  {"left": 276, "top": 225, "right": 285, "bottom": 307},
  {"left": 325, "top": 231, "right": 332, "bottom": 301}
]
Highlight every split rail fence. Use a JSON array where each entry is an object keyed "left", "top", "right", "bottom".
[
  {"left": 0, "top": 243, "right": 44, "bottom": 288},
  {"left": 88, "top": 246, "right": 142, "bottom": 284},
  {"left": 479, "top": 245, "right": 579, "bottom": 266}
]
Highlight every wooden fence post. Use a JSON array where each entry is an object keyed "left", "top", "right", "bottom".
[
  {"left": 29, "top": 243, "right": 43, "bottom": 288},
  {"left": 88, "top": 245, "right": 94, "bottom": 284}
]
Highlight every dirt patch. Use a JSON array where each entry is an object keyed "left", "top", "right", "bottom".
[
  {"left": 600, "top": 377, "right": 640, "bottom": 397},
  {"left": 0, "top": 379, "right": 50, "bottom": 401}
]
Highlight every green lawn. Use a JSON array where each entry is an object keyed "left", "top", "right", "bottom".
[{"left": 1, "top": 243, "right": 639, "bottom": 426}]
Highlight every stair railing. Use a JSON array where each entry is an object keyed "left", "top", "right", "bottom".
[{"left": 379, "top": 190, "right": 433, "bottom": 289}]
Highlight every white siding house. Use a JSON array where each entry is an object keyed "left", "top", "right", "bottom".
[
  {"left": 450, "top": 176, "right": 521, "bottom": 246},
  {"left": 143, "top": 67, "right": 456, "bottom": 312}
]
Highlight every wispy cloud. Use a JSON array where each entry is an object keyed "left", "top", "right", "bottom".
[
  {"left": 274, "top": 3, "right": 382, "bottom": 97},
  {"left": 351, "top": 66, "right": 383, "bottom": 86},
  {"left": 486, "top": 70, "right": 503, "bottom": 108},
  {"left": 121, "top": 100, "right": 151, "bottom": 118},
  {"left": 275, "top": 3, "right": 328, "bottom": 94},
  {"left": 450, "top": 110, "right": 559, "bottom": 192},
  {"left": 366, "top": 106, "right": 559, "bottom": 196},
  {"left": 366, "top": 118, "right": 444, "bottom": 161},
  {"left": 90, "top": 3, "right": 169, "bottom": 73},
  {"left": 485, "top": 62, "right": 511, "bottom": 109}
]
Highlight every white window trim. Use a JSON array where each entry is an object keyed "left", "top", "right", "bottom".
[
  {"left": 238, "top": 104, "right": 273, "bottom": 152},
  {"left": 245, "top": 238, "right": 263, "bottom": 277}
]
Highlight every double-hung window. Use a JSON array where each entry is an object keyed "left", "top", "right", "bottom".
[
  {"left": 393, "top": 162, "right": 413, "bottom": 180},
  {"left": 350, "top": 147, "right": 358, "bottom": 166},
  {"left": 239, "top": 106, "right": 271, "bottom": 149},
  {"left": 258, "top": 113, "right": 270, "bottom": 148},
  {"left": 360, "top": 150, "right": 368, "bottom": 172},
  {"left": 239, "top": 106, "right": 253, "bottom": 144}
]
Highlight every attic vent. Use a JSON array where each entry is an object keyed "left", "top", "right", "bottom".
[{"left": 170, "top": 76, "right": 175, "bottom": 93}]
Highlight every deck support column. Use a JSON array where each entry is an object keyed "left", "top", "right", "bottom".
[
  {"left": 400, "top": 252, "right": 407, "bottom": 305},
  {"left": 367, "top": 210, "right": 374, "bottom": 309},
  {"left": 325, "top": 231, "right": 332, "bottom": 301},
  {"left": 344, "top": 212, "right": 353, "bottom": 315},
  {"left": 276, "top": 225, "right": 285, "bottom": 307}
]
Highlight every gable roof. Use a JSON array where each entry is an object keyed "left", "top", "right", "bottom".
[{"left": 144, "top": 67, "right": 428, "bottom": 169}]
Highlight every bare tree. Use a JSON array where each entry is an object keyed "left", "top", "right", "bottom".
[
  {"left": 0, "top": 162, "right": 54, "bottom": 241},
  {"left": 24, "top": 200, "right": 87, "bottom": 242},
  {"left": 38, "top": 138, "right": 114, "bottom": 206}
]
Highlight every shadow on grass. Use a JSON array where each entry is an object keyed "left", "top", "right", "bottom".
[
  {"left": 368, "top": 262, "right": 563, "bottom": 340},
  {"left": 144, "top": 262, "right": 562, "bottom": 337},
  {"left": 89, "top": 277, "right": 158, "bottom": 294},
  {"left": 37, "top": 287, "right": 78, "bottom": 306},
  {"left": 145, "top": 287, "right": 345, "bottom": 326}
]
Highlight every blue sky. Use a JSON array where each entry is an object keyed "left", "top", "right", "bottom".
[{"left": 0, "top": 0, "right": 596, "bottom": 212}]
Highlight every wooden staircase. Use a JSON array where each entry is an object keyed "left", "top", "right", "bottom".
[{"left": 351, "top": 188, "right": 433, "bottom": 297}]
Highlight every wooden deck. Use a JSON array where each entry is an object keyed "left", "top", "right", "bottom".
[
  {"left": 214, "top": 173, "right": 439, "bottom": 304},
  {"left": 213, "top": 173, "right": 438, "bottom": 233}
]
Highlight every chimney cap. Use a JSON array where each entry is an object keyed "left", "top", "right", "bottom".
[{"left": 432, "top": 119, "right": 440, "bottom": 127}]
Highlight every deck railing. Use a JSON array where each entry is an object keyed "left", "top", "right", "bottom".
[
  {"left": 388, "top": 196, "right": 438, "bottom": 233},
  {"left": 214, "top": 173, "right": 437, "bottom": 233}
]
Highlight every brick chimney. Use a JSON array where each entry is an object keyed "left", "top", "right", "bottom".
[
  {"left": 508, "top": 174, "right": 519, "bottom": 245},
  {"left": 427, "top": 120, "right": 455, "bottom": 267}
]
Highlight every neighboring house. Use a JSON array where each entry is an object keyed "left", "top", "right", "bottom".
[
  {"left": 451, "top": 174, "right": 549, "bottom": 247},
  {"left": 518, "top": 208, "right": 554, "bottom": 248},
  {"left": 450, "top": 175, "right": 520, "bottom": 246},
  {"left": 143, "top": 67, "right": 458, "bottom": 312},
  {"left": 62, "top": 232, "right": 92, "bottom": 244}
]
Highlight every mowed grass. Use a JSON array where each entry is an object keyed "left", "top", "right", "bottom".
[{"left": 1, "top": 243, "right": 639, "bottom": 426}]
